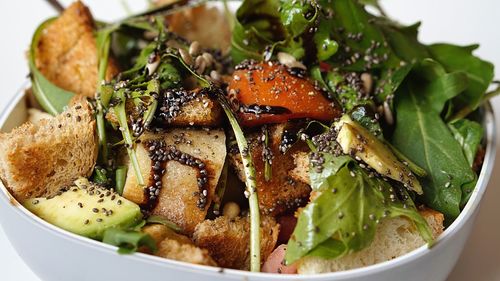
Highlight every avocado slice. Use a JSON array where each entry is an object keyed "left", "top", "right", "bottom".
[
  {"left": 24, "top": 179, "right": 142, "bottom": 239},
  {"left": 335, "top": 116, "right": 423, "bottom": 194}
]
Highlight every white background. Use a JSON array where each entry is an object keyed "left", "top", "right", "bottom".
[{"left": 0, "top": 1, "right": 499, "bottom": 280}]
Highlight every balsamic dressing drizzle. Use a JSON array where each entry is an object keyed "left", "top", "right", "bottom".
[{"left": 142, "top": 139, "right": 209, "bottom": 213}]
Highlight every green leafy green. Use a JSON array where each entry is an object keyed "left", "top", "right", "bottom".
[
  {"left": 285, "top": 153, "right": 433, "bottom": 264},
  {"left": 319, "top": 0, "right": 398, "bottom": 71},
  {"left": 375, "top": 62, "right": 413, "bottom": 101},
  {"left": 280, "top": 0, "right": 317, "bottom": 37},
  {"left": 448, "top": 119, "right": 484, "bottom": 167},
  {"left": 314, "top": 22, "right": 339, "bottom": 61},
  {"left": 349, "top": 105, "right": 382, "bottom": 138},
  {"left": 392, "top": 61, "right": 477, "bottom": 222},
  {"left": 428, "top": 44, "right": 494, "bottom": 110},
  {"left": 379, "top": 22, "right": 429, "bottom": 63},
  {"left": 102, "top": 228, "right": 157, "bottom": 254},
  {"left": 231, "top": 0, "right": 283, "bottom": 63}
]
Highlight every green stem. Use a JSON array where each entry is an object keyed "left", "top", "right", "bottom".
[
  {"left": 449, "top": 86, "right": 500, "bottom": 121},
  {"left": 116, "top": 91, "right": 145, "bottom": 185},
  {"left": 115, "top": 166, "right": 128, "bottom": 195},
  {"left": 263, "top": 126, "right": 272, "bottom": 182},
  {"left": 95, "top": 26, "right": 114, "bottom": 164},
  {"left": 96, "top": 103, "right": 109, "bottom": 163},
  {"left": 213, "top": 159, "right": 229, "bottom": 215},
  {"left": 218, "top": 95, "right": 261, "bottom": 272}
]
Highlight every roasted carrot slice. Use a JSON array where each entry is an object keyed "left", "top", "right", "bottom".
[{"left": 228, "top": 61, "right": 341, "bottom": 127}]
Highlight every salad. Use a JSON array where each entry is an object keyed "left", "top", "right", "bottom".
[{"left": 0, "top": 0, "right": 496, "bottom": 275}]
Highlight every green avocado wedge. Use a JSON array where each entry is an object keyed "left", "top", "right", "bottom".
[
  {"left": 24, "top": 180, "right": 142, "bottom": 240},
  {"left": 335, "top": 115, "right": 423, "bottom": 194}
]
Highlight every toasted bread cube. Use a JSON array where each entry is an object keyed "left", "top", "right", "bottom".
[
  {"left": 193, "top": 215, "right": 279, "bottom": 270},
  {"left": 142, "top": 224, "right": 217, "bottom": 266},
  {"left": 0, "top": 96, "right": 98, "bottom": 201},
  {"left": 165, "top": 4, "right": 231, "bottom": 51},
  {"left": 35, "top": 1, "right": 119, "bottom": 98},
  {"left": 229, "top": 124, "right": 311, "bottom": 216},
  {"left": 106, "top": 89, "right": 222, "bottom": 128},
  {"left": 122, "top": 128, "right": 226, "bottom": 234}
]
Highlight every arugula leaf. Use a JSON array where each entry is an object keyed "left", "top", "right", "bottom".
[
  {"left": 314, "top": 22, "right": 339, "bottom": 61},
  {"left": 379, "top": 22, "right": 429, "bottom": 63},
  {"left": 375, "top": 62, "right": 413, "bottom": 101},
  {"left": 231, "top": 0, "right": 283, "bottom": 63},
  {"left": 428, "top": 44, "right": 494, "bottom": 110},
  {"left": 29, "top": 18, "right": 75, "bottom": 115},
  {"left": 102, "top": 228, "right": 157, "bottom": 254},
  {"left": 279, "top": 0, "right": 317, "bottom": 37},
  {"left": 448, "top": 119, "right": 484, "bottom": 167},
  {"left": 349, "top": 105, "right": 383, "bottom": 138},
  {"left": 285, "top": 153, "right": 433, "bottom": 263},
  {"left": 318, "top": 0, "right": 397, "bottom": 71},
  {"left": 392, "top": 61, "right": 477, "bottom": 221}
]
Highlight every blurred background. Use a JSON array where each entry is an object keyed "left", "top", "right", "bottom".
[{"left": 0, "top": 0, "right": 498, "bottom": 280}]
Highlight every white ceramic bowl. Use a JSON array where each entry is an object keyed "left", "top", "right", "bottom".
[{"left": 0, "top": 86, "right": 496, "bottom": 281}]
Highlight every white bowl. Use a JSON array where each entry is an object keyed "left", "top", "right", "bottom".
[{"left": 0, "top": 86, "right": 496, "bottom": 281}]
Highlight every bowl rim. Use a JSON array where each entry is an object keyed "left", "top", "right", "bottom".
[{"left": 0, "top": 84, "right": 496, "bottom": 280}]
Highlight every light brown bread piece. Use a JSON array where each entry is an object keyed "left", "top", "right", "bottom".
[
  {"left": 192, "top": 215, "right": 280, "bottom": 270},
  {"left": 122, "top": 128, "right": 226, "bottom": 234},
  {"left": 35, "top": 1, "right": 119, "bottom": 98},
  {"left": 142, "top": 224, "right": 217, "bottom": 266},
  {"left": 0, "top": 97, "right": 98, "bottom": 201},
  {"left": 165, "top": 4, "right": 231, "bottom": 51},
  {"left": 289, "top": 151, "right": 310, "bottom": 186},
  {"left": 229, "top": 124, "right": 311, "bottom": 216},
  {"left": 106, "top": 90, "right": 222, "bottom": 127},
  {"left": 297, "top": 209, "right": 445, "bottom": 274},
  {"left": 156, "top": 239, "right": 217, "bottom": 266}
]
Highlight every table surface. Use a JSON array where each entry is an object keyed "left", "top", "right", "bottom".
[{"left": 0, "top": 1, "right": 499, "bottom": 280}]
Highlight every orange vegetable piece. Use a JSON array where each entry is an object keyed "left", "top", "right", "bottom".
[{"left": 228, "top": 61, "right": 341, "bottom": 127}]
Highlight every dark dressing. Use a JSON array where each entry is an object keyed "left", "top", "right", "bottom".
[{"left": 141, "top": 139, "right": 209, "bottom": 213}]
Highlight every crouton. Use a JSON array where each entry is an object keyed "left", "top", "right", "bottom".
[
  {"left": 156, "top": 238, "right": 217, "bottom": 266},
  {"left": 297, "top": 209, "right": 445, "bottom": 274},
  {"left": 34, "top": 1, "right": 119, "bottom": 98},
  {"left": 289, "top": 151, "right": 310, "bottom": 186},
  {"left": 106, "top": 89, "right": 222, "bottom": 127},
  {"left": 229, "top": 124, "right": 311, "bottom": 216},
  {"left": 122, "top": 128, "right": 226, "bottom": 234},
  {"left": 164, "top": 4, "right": 231, "bottom": 51},
  {"left": 193, "top": 215, "right": 279, "bottom": 270},
  {"left": 0, "top": 96, "right": 98, "bottom": 201},
  {"left": 142, "top": 224, "right": 192, "bottom": 247},
  {"left": 142, "top": 224, "right": 217, "bottom": 266}
]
